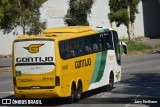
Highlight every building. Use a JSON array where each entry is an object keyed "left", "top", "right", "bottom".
[
  {"left": 0, "top": 0, "right": 154, "bottom": 55},
  {"left": 143, "top": 0, "right": 160, "bottom": 38}
]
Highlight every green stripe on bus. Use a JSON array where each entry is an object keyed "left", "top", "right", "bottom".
[
  {"left": 95, "top": 51, "right": 107, "bottom": 82},
  {"left": 89, "top": 29, "right": 109, "bottom": 84},
  {"left": 90, "top": 51, "right": 107, "bottom": 83},
  {"left": 90, "top": 52, "right": 102, "bottom": 83}
]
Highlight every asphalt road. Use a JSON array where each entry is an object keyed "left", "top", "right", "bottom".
[
  {"left": 0, "top": 52, "right": 160, "bottom": 107},
  {"left": 0, "top": 57, "right": 12, "bottom": 67}
]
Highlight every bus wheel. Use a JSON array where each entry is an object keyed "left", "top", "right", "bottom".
[
  {"left": 106, "top": 72, "right": 114, "bottom": 91},
  {"left": 75, "top": 83, "right": 82, "bottom": 102},
  {"left": 67, "top": 85, "right": 75, "bottom": 103}
]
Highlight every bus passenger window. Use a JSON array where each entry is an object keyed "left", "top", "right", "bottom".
[
  {"left": 84, "top": 46, "right": 89, "bottom": 54},
  {"left": 84, "top": 46, "right": 92, "bottom": 54},
  {"left": 104, "top": 32, "right": 113, "bottom": 50},
  {"left": 99, "top": 43, "right": 102, "bottom": 50},
  {"left": 106, "top": 42, "right": 111, "bottom": 49},
  {"left": 68, "top": 39, "right": 75, "bottom": 58},
  {"left": 85, "top": 37, "right": 92, "bottom": 53},
  {"left": 93, "top": 43, "right": 98, "bottom": 52},
  {"left": 92, "top": 36, "right": 99, "bottom": 52},
  {"left": 70, "top": 50, "right": 75, "bottom": 57},
  {"left": 59, "top": 41, "right": 70, "bottom": 59}
]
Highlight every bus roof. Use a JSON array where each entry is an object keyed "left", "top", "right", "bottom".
[
  {"left": 41, "top": 26, "right": 97, "bottom": 40},
  {"left": 43, "top": 26, "right": 93, "bottom": 34},
  {"left": 17, "top": 26, "right": 116, "bottom": 40}
]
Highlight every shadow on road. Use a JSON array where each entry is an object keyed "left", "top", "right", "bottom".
[
  {"left": 112, "top": 73, "right": 160, "bottom": 106},
  {"left": 119, "top": 73, "right": 160, "bottom": 97}
]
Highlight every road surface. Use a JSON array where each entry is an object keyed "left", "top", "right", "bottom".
[
  {"left": 0, "top": 52, "right": 160, "bottom": 107},
  {"left": 0, "top": 57, "right": 12, "bottom": 67}
]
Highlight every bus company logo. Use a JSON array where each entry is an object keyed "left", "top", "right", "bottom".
[{"left": 23, "top": 44, "right": 44, "bottom": 53}]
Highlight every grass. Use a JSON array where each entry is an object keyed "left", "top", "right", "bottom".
[
  {"left": 119, "top": 36, "right": 159, "bottom": 54},
  {"left": 126, "top": 41, "right": 153, "bottom": 52},
  {"left": 153, "top": 44, "right": 160, "bottom": 48}
]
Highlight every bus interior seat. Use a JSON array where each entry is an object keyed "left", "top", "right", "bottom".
[
  {"left": 70, "top": 50, "right": 75, "bottom": 57},
  {"left": 93, "top": 44, "right": 98, "bottom": 51},
  {"left": 99, "top": 43, "right": 102, "bottom": 50},
  {"left": 85, "top": 46, "right": 89, "bottom": 53},
  {"left": 106, "top": 43, "right": 111, "bottom": 49}
]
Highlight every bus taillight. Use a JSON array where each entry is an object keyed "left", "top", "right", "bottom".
[
  {"left": 13, "top": 77, "right": 16, "bottom": 86},
  {"left": 55, "top": 76, "right": 60, "bottom": 86}
]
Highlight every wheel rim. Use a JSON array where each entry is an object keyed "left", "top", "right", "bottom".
[
  {"left": 75, "top": 85, "right": 82, "bottom": 102},
  {"left": 77, "top": 87, "right": 81, "bottom": 99},
  {"left": 69, "top": 86, "right": 74, "bottom": 103},
  {"left": 109, "top": 77, "right": 113, "bottom": 87},
  {"left": 106, "top": 74, "right": 113, "bottom": 91}
]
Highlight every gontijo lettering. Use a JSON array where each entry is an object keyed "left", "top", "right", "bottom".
[
  {"left": 75, "top": 58, "right": 91, "bottom": 69},
  {"left": 16, "top": 57, "right": 53, "bottom": 63}
]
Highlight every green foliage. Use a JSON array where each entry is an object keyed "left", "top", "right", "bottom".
[
  {"left": 108, "top": 0, "right": 141, "bottom": 26},
  {"left": 1, "top": 0, "right": 46, "bottom": 35},
  {"left": 108, "top": 9, "right": 128, "bottom": 26},
  {"left": 120, "top": 41, "right": 153, "bottom": 54},
  {"left": 0, "top": 0, "right": 9, "bottom": 28},
  {"left": 65, "top": 0, "right": 95, "bottom": 26}
]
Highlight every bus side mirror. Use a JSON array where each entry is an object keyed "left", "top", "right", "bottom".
[{"left": 120, "top": 41, "right": 128, "bottom": 54}]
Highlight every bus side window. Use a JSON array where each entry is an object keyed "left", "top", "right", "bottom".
[
  {"left": 69, "top": 39, "right": 75, "bottom": 58},
  {"left": 104, "top": 32, "right": 113, "bottom": 50},
  {"left": 99, "top": 33, "right": 109, "bottom": 51},
  {"left": 87, "top": 37, "right": 92, "bottom": 53},
  {"left": 59, "top": 33, "right": 114, "bottom": 60},
  {"left": 59, "top": 41, "right": 70, "bottom": 59},
  {"left": 92, "top": 35, "right": 99, "bottom": 52},
  {"left": 76, "top": 39, "right": 83, "bottom": 56},
  {"left": 84, "top": 37, "right": 92, "bottom": 54},
  {"left": 112, "top": 31, "right": 121, "bottom": 65}
]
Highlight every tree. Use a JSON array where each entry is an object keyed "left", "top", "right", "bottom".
[
  {"left": 0, "top": 0, "right": 9, "bottom": 29},
  {"left": 108, "top": 0, "right": 141, "bottom": 41},
  {"left": 65, "top": 0, "right": 95, "bottom": 26},
  {"left": 1, "top": 0, "right": 46, "bottom": 35}
]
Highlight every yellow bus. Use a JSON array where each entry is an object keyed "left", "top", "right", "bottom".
[{"left": 12, "top": 26, "right": 127, "bottom": 102}]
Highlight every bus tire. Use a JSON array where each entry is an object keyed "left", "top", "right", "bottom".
[
  {"left": 67, "top": 84, "right": 75, "bottom": 103},
  {"left": 74, "top": 83, "right": 82, "bottom": 102},
  {"left": 106, "top": 72, "right": 114, "bottom": 91}
]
